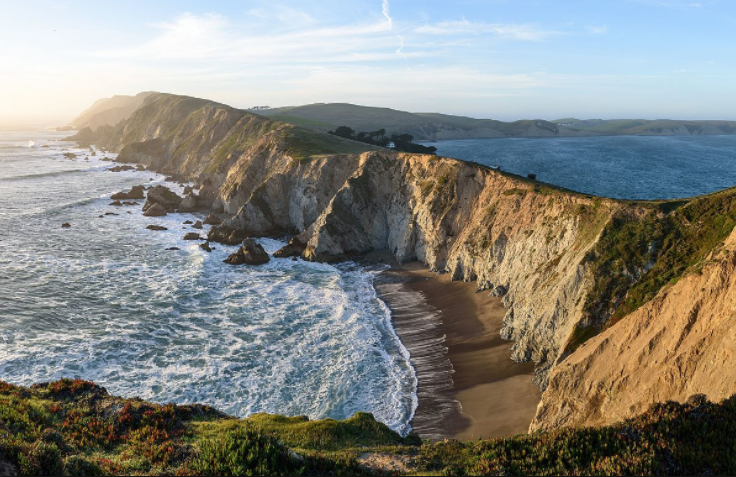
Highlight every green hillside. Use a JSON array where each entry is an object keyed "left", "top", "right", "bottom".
[
  {"left": 554, "top": 118, "right": 736, "bottom": 135},
  {"left": 260, "top": 103, "right": 585, "bottom": 141}
]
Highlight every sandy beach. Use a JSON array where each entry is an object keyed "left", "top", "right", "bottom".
[{"left": 375, "top": 261, "right": 541, "bottom": 441}]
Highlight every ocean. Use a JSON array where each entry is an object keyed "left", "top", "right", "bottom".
[
  {"left": 0, "top": 130, "right": 417, "bottom": 435},
  {"left": 431, "top": 135, "right": 736, "bottom": 200}
]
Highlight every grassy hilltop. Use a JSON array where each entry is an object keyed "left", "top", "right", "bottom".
[{"left": 2, "top": 379, "right": 736, "bottom": 476}]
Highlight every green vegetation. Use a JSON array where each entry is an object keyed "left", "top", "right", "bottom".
[
  {"left": 2, "top": 379, "right": 736, "bottom": 475},
  {"left": 572, "top": 188, "right": 736, "bottom": 352},
  {"left": 328, "top": 126, "right": 438, "bottom": 154},
  {"left": 284, "top": 126, "right": 377, "bottom": 161}
]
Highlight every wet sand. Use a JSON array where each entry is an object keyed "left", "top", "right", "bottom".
[{"left": 375, "top": 261, "right": 541, "bottom": 441}]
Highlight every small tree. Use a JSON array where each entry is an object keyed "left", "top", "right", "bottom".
[{"left": 329, "top": 126, "right": 356, "bottom": 139}]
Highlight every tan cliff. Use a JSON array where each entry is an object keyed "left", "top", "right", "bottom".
[
  {"left": 531, "top": 225, "right": 736, "bottom": 431},
  {"left": 68, "top": 92, "right": 736, "bottom": 431}
]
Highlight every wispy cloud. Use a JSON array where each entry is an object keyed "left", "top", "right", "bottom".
[
  {"left": 414, "top": 20, "right": 565, "bottom": 41},
  {"left": 628, "top": 0, "right": 718, "bottom": 8},
  {"left": 586, "top": 25, "right": 609, "bottom": 35}
]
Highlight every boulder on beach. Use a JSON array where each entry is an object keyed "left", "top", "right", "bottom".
[
  {"left": 143, "top": 185, "right": 182, "bottom": 213},
  {"left": 192, "top": 221, "right": 203, "bottom": 230},
  {"left": 105, "top": 212, "right": 119, "bottom": 216},
  {"left": 122, "top": 201, "right": 139, "bottom": 206},
  {"left": 143, "top": 203, "right": 167, "bottom": 217},
  {"left": 224, "top": 238, "right": 270, "bottom": 266},
  {"left": 110, "top": 200, "right": 123, "bottom": 206},
  {"left": 136, "top": 164, "right": 146, "bottom": 171},
  {"left": 183, "top": 220, "right": 193, "bottom": 225},
  {"left": 183, "top": 232, "right": 203, "bottom": 241},
  {"left": 200, "top": 241, "right": 212, "bottom": 252},
  {"left": 183, "top": 186, "right": 194, "bottom": 195},
  {"left": 166, "top": 247, "right": 180, "bottom": 251},
  {"left": 146, "top": 225, "right": 168, "bottom": 231},
  {"left": 61, "top": 223, "right": 71, "bottom": 228},
  {"left": 111, "top": 185, "right": 145, "bottom": 200}
]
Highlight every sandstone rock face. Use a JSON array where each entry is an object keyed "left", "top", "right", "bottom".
[
  {"left": 530, "top": 229, "right": 736, "bottom": 432},
  {"left": 224, "top": 238, "right": 270, "bottom": 265}
]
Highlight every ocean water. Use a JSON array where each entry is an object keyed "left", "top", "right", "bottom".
[
  {"left": 0, "top": 130, "right": 417, "bottom": 435},
  {"left": 432, "top": 135, "right": 736, "bottom": 200}
]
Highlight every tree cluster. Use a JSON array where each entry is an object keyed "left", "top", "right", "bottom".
[{"left": 328, "top": 126, "right": 437, "bottom": 154}]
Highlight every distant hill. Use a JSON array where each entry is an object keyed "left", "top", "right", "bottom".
[
  {"left": 553, "top": 118, "right": 736, "bottom": 136},
  {"left": 259, "top": 103, "right": 591, "bottom": 141},
  {"left": 71, "top": 92, "right": 156, "bottom": 130}
]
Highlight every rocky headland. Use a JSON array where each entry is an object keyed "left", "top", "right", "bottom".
[{"left": 65, "top": 92, "right": 736, "bottom": 435}]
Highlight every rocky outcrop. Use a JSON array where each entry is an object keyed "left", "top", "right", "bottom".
[{"left": 224, "top": 238, "right": 270, "bottom": 265}]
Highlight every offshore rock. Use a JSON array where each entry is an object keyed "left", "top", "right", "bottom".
[
  {"left": 178, "top": 193, "right": 198, "bottom": 212},
  {"left": 274, "top": 237, "right": 307, "bottom": 258},
  {"left": 183, "top": 232, "right": 203, "bottom": 241},
  {"left": 111, "top": 185, "right": 145, "bottom": 200},
  {"left": 224, "top": 238, "right": 270, "bottom": 266},
  {"left": 146, "top": 225, "right": 168, "bottom": 231},
  {"left": 143, "top": 203, "right": 167, "bottom": 217},
  {"left": 208, "top": 225, "right": 248, "bottom": 246},
  {"left": 143, "top": 185, "right": 182, "bottom": 213}
]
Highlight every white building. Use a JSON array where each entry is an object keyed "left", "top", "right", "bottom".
[{"left": 387, "top": 141, "right": 396, "bottom": 148}]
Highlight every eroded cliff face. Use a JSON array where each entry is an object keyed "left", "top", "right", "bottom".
[
  {"left": 531, "top": 228, "right": 736, "bottom": 431},
  {"left": 70, "top": 92, "right": 736, "bottom": 431}
]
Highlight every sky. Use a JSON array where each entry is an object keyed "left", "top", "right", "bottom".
[{"left": 1, "top": 0, "right": 736, "bottom": 126}]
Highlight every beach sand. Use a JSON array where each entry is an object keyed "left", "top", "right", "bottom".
[{"left": 375, "top": 260, "right": 541, "bottom": 441}]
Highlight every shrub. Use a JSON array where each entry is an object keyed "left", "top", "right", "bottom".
[
  {"left": 18, "top": 441, "right": 63, "bottom": 476},
  {"left": 191, "top": 426, "right": 301, "bottom": 476},
  {"left": 63, "top": 455, "right": 104, "bottom": 476}
]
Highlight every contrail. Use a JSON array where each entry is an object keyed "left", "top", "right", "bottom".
[
  {"left": 382, "top": 0, "right": 393, "bottom": 29},
  {"left": 396, "top": 34, "right": 406, "bottom": 59}
]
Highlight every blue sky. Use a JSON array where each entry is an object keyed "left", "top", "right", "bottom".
[{"left": 2, "top": 0, "right": 735, "bottom": 125}]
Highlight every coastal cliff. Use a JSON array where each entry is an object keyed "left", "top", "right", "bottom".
[{"left": 69, "top": 92, "right": 736, "bottom": 431}]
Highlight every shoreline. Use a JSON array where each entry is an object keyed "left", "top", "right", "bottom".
[{"left": 374, "top": 259, "right": 541, "bottom": 441}]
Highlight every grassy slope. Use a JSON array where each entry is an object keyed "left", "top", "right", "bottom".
[
  {"left": 2, "top": 379, "right": 736, "bottom": 476},
  {"left": 564, "top": 186, "right": 736, "bottom": 353}
]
